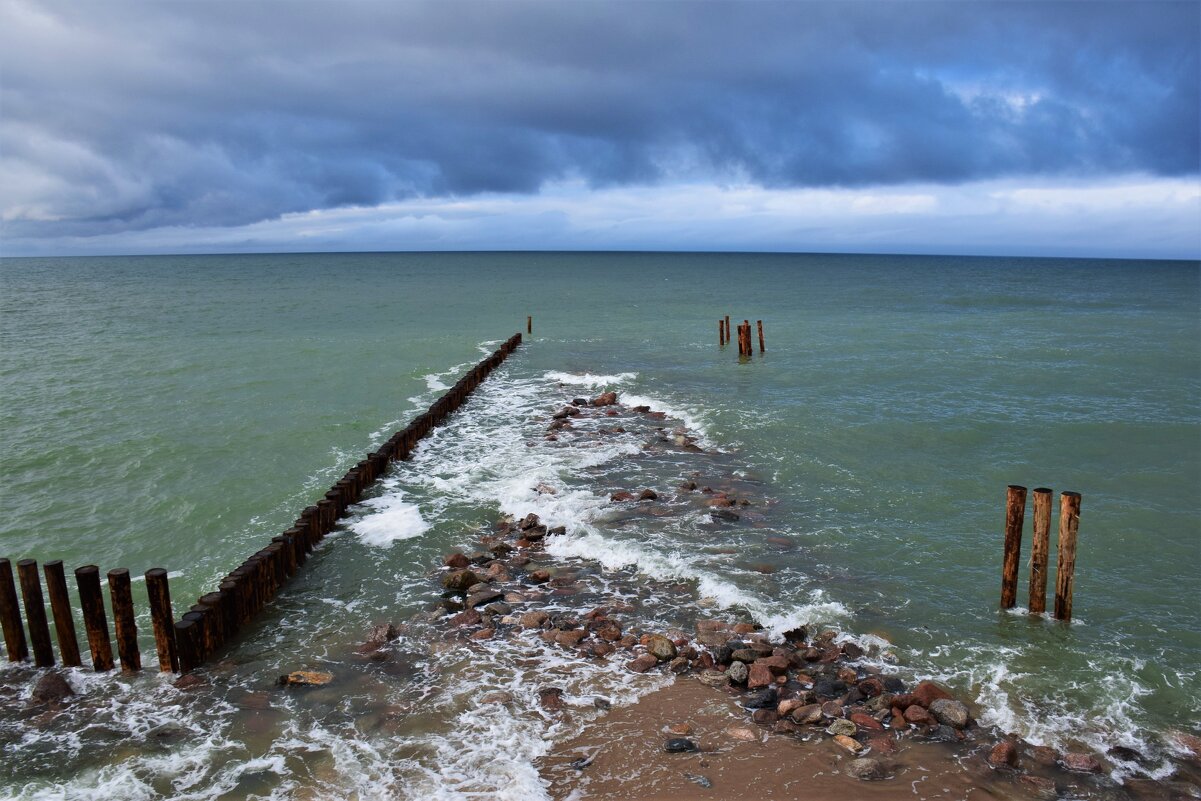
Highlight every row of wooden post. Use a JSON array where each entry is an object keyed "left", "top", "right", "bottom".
[
  {"left": 1001, "top": 485, "right": 1081, "bottom": 620},
  {"left": 0, "top": 333, "right": 524, "bottom": 674},
  {"left": 718, "top": 316, "right": 765, "bottom": 357}
]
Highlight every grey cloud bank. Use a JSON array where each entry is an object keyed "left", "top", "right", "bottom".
[{"left": 1, "top": 1, "right": 1198, "bottom": 257}]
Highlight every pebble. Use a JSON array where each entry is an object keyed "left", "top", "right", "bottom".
[
  {"left": 845, "top": 757, "right": 886, "bottom": 780},
  {"left": 668, "top": 723, "right": 693, "bottom": 735},
  {"left": 626, "top": 654, "right": 659, "bottom": 673},
  {"left": 725, "top": 726, "right": 759, "bottom": 742},
  {"left": 826, "top": 719, "right": 857, "bottom": 737},
  {"left": 832, "top": 734, "right": 865, "bottom": 755},
  {"left": 1061, "top": 752, "right": 1103, "bottom": 773},
  {"left": 988, "top": 741, "right": 1019, "bottom": 768},
  {"left": 664, "top": 738, "right": 698, "bottom": 753},
  {"left": 928, "top": 698, "right": 970, "bottom": 729},
  {"left": 725, "top": 662, "right": 749, "bottom": 685}
]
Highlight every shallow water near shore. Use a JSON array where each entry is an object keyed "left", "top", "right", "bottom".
[{"left": 0, "top": 252, "right": 1198, "bottom": 798}]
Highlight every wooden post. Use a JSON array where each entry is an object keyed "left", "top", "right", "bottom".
[
  {"left": 1000, "top": 485, "right": 1026, "bottom": 609},
  {"left": 757, "top": 320, "right": 765, "bottom": 353},
  {"left": 743, "top": 321, "right": 751, "bottom": 357},
  {"left": 183, "top": 609, "right": 208, "bottom": 663},
  {"left": 43, "top": 561, "right": 81, "bottom": 667},
  {"left": 145, "top": 568, "right": 177, "bottom": 672},
  {"left": 527, "top": 316, "right": 532, "bottom": 334},
  {"left": 0, "top": 558, "right": 28, "bottom": 662},
  {"left": 719, "top": 320, "right": 725, "bottom": 346},
  {"left": 17, "top": 560, "right": 54, "bottom": 667},
  {"left": 174, "top": 619, "right": 197, "bottom": 674},
  {"left": 198, "top": 592, "right": 225, "bottom": 656},
  {"left": 74, "top": 565, "right": 114, "bottom": 671},
  {"left": 107, "top": 568, "right": 140, "bottom": 672},
  {"left": 724, "top": 316, "right": 730, "bottom": 345},
  {"left": 1054, "top": 491, "right": 1082, "bottom": 622},
  {"left": 1029, "top": 488, "right": 1052, "bottom": 615}
]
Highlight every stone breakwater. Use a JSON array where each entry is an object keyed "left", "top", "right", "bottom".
[{"left": 408, "top": 388, "right": 1201, "bottom": 800}]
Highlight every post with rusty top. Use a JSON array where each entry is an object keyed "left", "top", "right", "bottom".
[
  {"left": 1029, "top": 488, "right": 1052, "bottom": 615},
  {"left": 43, "top": 561, "right": 81, "bottom": 667},
  {"left": 718, "top": 320, "right": 725, "bottom": 346},
  {"left": 527, "top": 316, "right": 532, "bottom": 334},
  {"left": 757, "top": 320, "right": 765, "bottom": 353},
  {"left": 1000, "top": 485, "right": 1026, "bottom": 609},
  {"left": 17, "top": 560, "right": 55, "bottom": 667},
  {"left": 107, "top": 568, "right": 141, "bottom": 672},
  {"left": 145, "top": 568, "right": 177, "bottom": 672},
  {"left": 1054, "top": 491, "right": 1082, "bottom": 622},
  {"left": 0, "top": 559, "right": 28, "bottom": 662},
  {"left": 74, "top": 565, "right": 114, "bottom": 671}
]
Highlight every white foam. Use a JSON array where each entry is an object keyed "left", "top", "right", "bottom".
[
  {"left": 349, "top": 491, "right": 431, "bottom": 547},
  {"left": 618, "top": 391, "right": 710, "bottom": 442},
  {"left": 542, "top": 370, "right": 637, "bottom": 388}
]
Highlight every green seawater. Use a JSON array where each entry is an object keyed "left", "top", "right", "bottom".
[{"left": 0, "top": 252, "right": 1198, "bottom": 798}]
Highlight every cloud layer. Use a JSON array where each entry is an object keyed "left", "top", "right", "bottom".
[{"left": 1, "top": 1, "right": 1198, "bottom": 256}]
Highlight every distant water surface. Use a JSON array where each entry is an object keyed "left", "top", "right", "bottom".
[{"left": 0, "top": 252, "right": 1198, "bottom": 798}]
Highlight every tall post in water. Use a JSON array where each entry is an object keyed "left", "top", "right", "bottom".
[
  {"left": 107, "top": 568, "right": 141, "bottom": 672},
  {"left": 1054, "top": 491, "right": 1082, "bottom": 621},
  {"left": 0, "top": 558, "right": 29, "bottom": 662},
  {"left": 757, "top": 320, "right": 765, "bottom": 353},
  {"left": 74, "top": 565, "right": 114, "bottom": 671},
  {"left": 718, "top": 320, "right": 725, "bottom": 346},
  {"left": 17, "top": 560, "right": 55, "bottom": 667},
  {"left": 145, "top": 568, "right": 177, "bottom": 672},
  {"left": 1029, "top": 488, "right": 1053, "bottom": 615},
  {"left": 43, "top": 561, "right": 81, "bottom": 667},
  {"left": 724, "top": 316, "right": 730, "bottom": 345},
  {"left": 1000, "top": 485, "right": 1027, "bottom": 609},
  {"left": 527, "top": 316, "right": 532, "bottom": 334}
]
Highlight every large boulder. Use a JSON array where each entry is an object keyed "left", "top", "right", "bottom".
[
  {"left": 30, "top": 672, "right": 74, "bottom": 705},
  {"left": 928, "top": 698, "right": 970, "bottom": 729},
  {"left": 442, "top": 570, "right": 481, "bottom": 593},
  {"left": 644, "top": 634, "right": 677, "bottom": 662},
  {"left": 592, "top": 392, "right": 618, "bottom": 407}
]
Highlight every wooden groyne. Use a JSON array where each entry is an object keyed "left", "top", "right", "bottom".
[
  {"left": 999, "top": 485, "right": 1082, "bottom": 621},
  {"left": 0, "top": 333, "right": 523, "bottom": 674}
]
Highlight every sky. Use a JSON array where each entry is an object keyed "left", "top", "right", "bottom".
[{"left": 1, "top": 1, "right": 1198, "bottom": 259}]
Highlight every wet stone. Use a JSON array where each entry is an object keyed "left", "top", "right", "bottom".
[
  {"left": 665, "top": 738, "right": 698, "bottom": 753},
  {"left": 539, "top": 687, "right": 565, "bottom": 711},
  {"left": 644, "top": 634, "right": 677, "bottom": 661},
  {"left": 626, "top": 654, "right": 659, "bottom": 673},
  {"left": 826, "top": 719, "right": 857, "bottom": 737},
  {"left": 832, "top": 734, "right": 865, "bottom": 755},
  {"left": 30, "top": 673, "right": 74, "bottom": 706},
  {"left": 1019, "top": 776, "right": 1059, "bottom": 800},
  {"left": 1061, "top": 752, "right": 1103, "bottom": 773},
  {"left": 928, "top": 698, "right": 970, "bottom": 729},
  {"left": 845, "top": 757, "right": 886, "bottom": 781},
  {"left": 988, "top": 741, "right": 1019, "bottom": 768},
  {"left": 442, "top": 570, "right": 480, "bottom": 593},
  {"left": 743, "top": 687, "right": 778, "bottom": 710},
  {"left": 725, "top": 661, "right": 749, "bottom": 685}
]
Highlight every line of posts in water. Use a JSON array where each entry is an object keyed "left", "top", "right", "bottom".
[
  {"left": 718, "top": 316, "right": 765, "bottom": 357},
  {"left": 1000, "top": 485, "right": 1081, "bottom": 621},
  {"left": 0, "top": 332, "right": 524, "bottom": 674}
]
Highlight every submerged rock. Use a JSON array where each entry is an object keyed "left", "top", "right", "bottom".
[
  {"left": 664, "top": 737, "right": 698, "bottom": 753},
  {"left": 644, "top": 634, "right": 677, "bottom": 662},
  {"left": 845, "top": 757, "right": 886, "bottom": 780},
  {"left": 278, "top": 670, "right": 333, "bottom": 687},
  {"left": 30, "top": 672, "right": 74, "bottom": 706},
  {"left": 442, "top": 570, "right": 481, "bottom": 593},
  {"left": 592, "top": 392, "right": 618, "bottom": 407}
]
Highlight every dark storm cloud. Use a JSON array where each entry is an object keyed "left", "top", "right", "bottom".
[{"left": 1, "top": 0, "right": 1197, "bottom": 240}]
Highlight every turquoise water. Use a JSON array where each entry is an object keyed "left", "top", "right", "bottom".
[{"left": 0, "top": 252, "right": 1198, "bottom": 798}]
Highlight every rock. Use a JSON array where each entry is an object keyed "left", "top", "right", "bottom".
[
  {"left": 1061, "top": 752, "right": 1103, "bottom": 773},
  {"left": 571, "top": 397, "right": 588, "bottom": 406},
  {"left": 30, "top": 673, "right": 74, "bottom": 705},
  {"left": 730, "top": 648, "right": 758, "bottom": 663},
  {"left": 857, "top": 677, "right": 884, "bottom": 698},
  {"left": 644, "top": 634, "right": 677, "bottom": 661},
  {"left": 1170, "top": 731, "right": 1201, "bottom": 763},
  {"left": 466, "top": 589, "right": 504, "bottom": 609},
  {"left": 449, "top": 609, "right": 482, "bottom": 626},
  {"left": 539, "top": 687, "right": 565, "bottom": 711},
  {"left": 668, "top": 657, "right": 690, "bottom": 674},
  {"left": 850, "top": 712, "right": 885, "bottom": 731},
  {"left": 638, "top": 489, "right": 658, "bottom": 501},
  {"left": 548, "top": 525, "right": 566, "bottom": 536},
  {"left": 484, "top": 602, "right": 511, "bottom": 616},
  {"left": 777, "top": 698, "right": 805, "bottom": 717},
  {"left": 444, "top": 552, "right": 470, "bottom": 569},
  {"left": 903, "top": 705, "right": 935, "bottom": 726},
  {"left": 752, "top": 709, "right": 779, "bottom": 725},
  {"left": 665, "top": 737, "right": 698, "bottom": 753},
  {"left": 668, "top": 722, "right": 692, "bottom": 735},
  {"left": 710, "top": 509, "right": 740, "bottom": 522},
  {"left": 988, "top": 741, "right": 1019, "bottom": 768},
  {"left": 726, "top": 726, "right": 760, "bottom": 742},
  {"left": 517, "top": 513, "right": 541, "bottom": 530},
  {"left": 594, "top": 697, "right": 612, "bottom": 710},
  {"left": 547, "top": 419, "right": 572, "bottom": 431},
  {"left": 821, "top": 701, "right": 845, "bottom": 719},
  {"left": 529, "top": 570, "right": 551, "bottom": 583},
  {"left": 790, "top": 703, "right": 824, "bottom": 725},
  {"left": 826, "top": 719, "right": 857, "bottom": 737},
  {"left": 912, "top": 680, "right": 954, "bottom": 708},
  {"left": 1018, "top": 776, "right": 1059, "bottom": 800},
  {"left": 928, "top": 698, "right": 970, "bottom": 729},
  {"left": 552, "top": 406, "right": 580, "bottom": 419},
  {"left": 556, "top": 629, "right": 588, "bottom": 647},
  {"left": 442, "top": 570, "right": 480, "bottom": 593},
  {"left": 747, "top": 663, "right": 775, "bottom": 689},
  {"left": 519, "top": 611, "right": 549, "bottom": 628},
  {"left": 684, "top": 774, "right": 712, "bottom": 788},
  {"left": 882, "top": 676, "right": 905, "bottom": 692},
  {"left": 471, "top": 628, "right": 495, "bottom": 640},
  {"left": 726, "top": 661, "right": 749, "bottom": 685},
  {"left": 592, "top": 392, "right": 618, "bottom": 407},
  {"left": 1027, "top": 745, "right": 1059, "bottom": 766},
  {"left": 845, "top": 757, "right": 885, "bottom": 780},
  {"left": 626, "top": 654, "right": 659, "bottom": 673},
  {"left": 592, "top": 621, "right": 623, "bottom": 642},
  {"left": 866, "top": 734, "right": 899, "bottom": 754},
  {"left": 610, "top": 491, "right": 636, "bottom": 502},
  {"left": 278, "top": 671, "right": 333, "bottom": 687},
  {"left": 698, "top": 670, "right": 729, "bottom": 687},
  {"left": 841, "top": 641, "right": 865, "bottom": 659},
  {"left": 756, "top": 655, "right": 790, "bottom": 673},
  {"left": 832, "top": 734, "right": 865, "bottom": 755},
  {"left": 743, "top": 688, "right": 778, "bottom": 710},
  {"left": 173, "top": 673, "right": 208, "bottom": 691}
]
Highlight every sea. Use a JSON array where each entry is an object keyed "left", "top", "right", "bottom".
[{"left": 0, "top": 251, "right": 1197, "bottom": 799}]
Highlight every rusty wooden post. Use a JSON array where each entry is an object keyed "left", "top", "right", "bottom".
[
  {"left": 17, "top": 560, "right": 54, "bottom": 667},
  {"left": 107, "top": 568, "right": 140, "bottom": 672},
  {"left": 184, "top": 608, "right": 209, "bottom": 663},
  {"left": 1000, "top": 485, "right": 1026, "bottom": 609},
  {"left": 198, "top": 592, "right": 225, "bottom": 656},
  {"left": 1029, "top": 488, "right": 1052, "bottom": 615},
  {"left": 173, "top": 619, "right": 198, "bottom": 674},
  {"left": 718, "top": 320, "right": 725, "bottom": 346},
  {"left": 757, "top": 320, "right": 765, "bottom": 353},
  {"left": 74, "top": 565, "right": 114, "bottom": 671},
  {"left": 724, "top": 316, "right": 730, "bottom": 344},
  {"left": 43, "top": 561, "right": 81, "bottom": 667},
  {"left": 1054, "top": 491, "right": 1082, "bottom": 622},
  {"left": 0, "top": 558, "right": 28, "bottom": 662},
  {"left": 527, "top": 315, "right": 532, "bottom": 334},
  {"left": 145, "top": 568, "right": 177, "bottom": 672}
]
